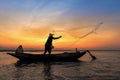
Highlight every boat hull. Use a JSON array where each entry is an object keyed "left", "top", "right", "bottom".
[{"left": 7, "top": 51, "right": 87, "bottom": 62}]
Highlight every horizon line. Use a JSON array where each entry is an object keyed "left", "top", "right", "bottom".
[{"left": 0, "top": 49, "right": 120, "bottom": 52}]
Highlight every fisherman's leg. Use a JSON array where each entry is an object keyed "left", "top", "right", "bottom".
[
  {"left": 48, "top": 49, "right": 51, "bottom": 55},
  {"left": 44, "top": 46, "right": 48, "bottom": 55},
  {"left": 44, "top": 49, "right": 47, "bottom": 55}
]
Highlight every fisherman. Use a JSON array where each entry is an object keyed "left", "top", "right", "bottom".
[
  {"left": 15, "top": 45, "right": 24, "bottom": 54},
  {"left": 44, "top": 33, "right": 62, "bottom": 55}
]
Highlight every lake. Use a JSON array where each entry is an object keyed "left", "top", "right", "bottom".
[{"left": 0, "top": 51, "right": 120, "bottom": 80}]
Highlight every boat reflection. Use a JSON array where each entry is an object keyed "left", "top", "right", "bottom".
[{"left": 14, "top": 60, "right": 81, "bottom": 80}]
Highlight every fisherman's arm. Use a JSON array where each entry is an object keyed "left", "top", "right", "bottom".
[{"left": 53, "top": 36, "right": 62, "bottom": 39}]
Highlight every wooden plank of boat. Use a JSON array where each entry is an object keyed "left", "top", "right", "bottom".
[{"left": 7, "top": 51, "right": 87, "bottom": 61}]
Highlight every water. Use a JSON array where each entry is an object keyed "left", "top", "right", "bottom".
[{"left": 0, "top": 51, "right": 120, "bottom": 80}]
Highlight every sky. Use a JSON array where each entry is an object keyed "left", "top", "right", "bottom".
[{"left": 0, "top": 0, "right": 120, "bottom": 50}]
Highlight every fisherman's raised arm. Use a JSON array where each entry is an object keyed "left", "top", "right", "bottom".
[{"left": 52, "top": 36, "right": 62, "bottom": 39}]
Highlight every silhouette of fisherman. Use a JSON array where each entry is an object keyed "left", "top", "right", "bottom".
[
  {"left": 44, "top": 33, "right": 62, "bottom": 55},
  {"left": 15, "top": 45, "right": 24, "bottom": 54}
]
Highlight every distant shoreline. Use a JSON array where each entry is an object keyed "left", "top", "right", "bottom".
[{"left": 0, "top": 49, "right": 120, "bottom": 52}]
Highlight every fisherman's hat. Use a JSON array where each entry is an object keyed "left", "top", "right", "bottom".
[{"left": 49, "top": 33, "right": 54, "bottom": 36}]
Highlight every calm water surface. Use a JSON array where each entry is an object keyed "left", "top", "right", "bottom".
[{"left": 0, "top": 51, "right": 120, "bottom": 80}]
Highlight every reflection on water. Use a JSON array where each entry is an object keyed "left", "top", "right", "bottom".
[
  {"left": 15, "top": 61, "right": 54, "bottom": 80},
  {"left": 43, "top": 62, "right": 52, "bottom": 80},
  {"left": 14, "top": 60, "right": 81, "bottom": 80},
  {"left": 0, "top": 51, "right": 120, "bottom": 80}
]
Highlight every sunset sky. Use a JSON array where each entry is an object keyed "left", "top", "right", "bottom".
[{"left": 0, "top": 0, "right": 120, "bottom": 50}]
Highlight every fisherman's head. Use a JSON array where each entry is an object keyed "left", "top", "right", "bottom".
[
  {"left": 19, "top": 45, "right": 22, "bottom": 48},
  {"left": 49, "top": 33, "right": 54, "bottom": 36}
]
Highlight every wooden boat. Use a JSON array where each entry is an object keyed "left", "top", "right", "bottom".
[{"left": 7, "top": 51, "right": 87, "bottom": 61}]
